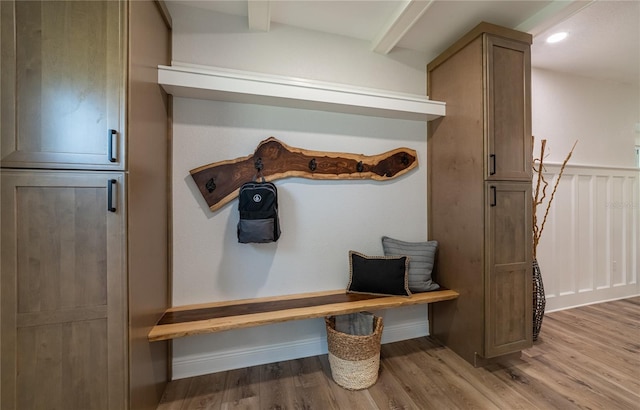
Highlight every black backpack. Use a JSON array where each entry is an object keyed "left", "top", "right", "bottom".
[{"left": 237, "top": 180, "right": 281, "bottom": 243}]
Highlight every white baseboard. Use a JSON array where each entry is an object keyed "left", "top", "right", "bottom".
[
  {"left": 545, "top": 285, "right": 639, "bottom": 313},
  {"left": 172, "top": 318, "right": 428, "bottom": 380}
]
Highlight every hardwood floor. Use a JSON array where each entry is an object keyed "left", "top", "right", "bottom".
[{"left": 158, "top": 297, "right": 640, "bottom": 409}]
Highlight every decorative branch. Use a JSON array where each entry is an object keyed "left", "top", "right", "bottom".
[
  {"left": 532, "top": 137, "right": 549, "bottom": 256},
  {"left": 532, "top": 137, "right": 578, "bottom": 258}
]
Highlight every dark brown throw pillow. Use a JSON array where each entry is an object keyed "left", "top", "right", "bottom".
[{"left": 346, "top": 251, "right": 411, "bottom": 297}]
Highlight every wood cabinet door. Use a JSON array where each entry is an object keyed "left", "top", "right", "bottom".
[
  {"left": 0, "top": 170, "right": 126, "bottom": 410},
  {"left": 0, "top": 0, "right": 125, "bottom": 170},
  {"left": 484, "top": 181, "right": 533, "bottom": 358},
  {"left": 484, "top": 35, "right": 532, "bottom": 181}
]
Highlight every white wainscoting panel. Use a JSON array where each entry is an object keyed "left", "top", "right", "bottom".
[{"left": 535, "top": 164, "right": 639, "bottom": 312}]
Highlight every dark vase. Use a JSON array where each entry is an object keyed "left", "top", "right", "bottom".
[{"left": 532, "top": 258, "right": 546, "bottom": 341}]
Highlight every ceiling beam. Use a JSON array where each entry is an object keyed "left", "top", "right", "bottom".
[
  {"left": 516, "top": 0, "right": 595, "bottom": 38},
  {"left": 248, "top": 0, "right": 271, "bottom": 32},
  {"left": 371, "top": 0, "right": 434, "bottom": 55}
]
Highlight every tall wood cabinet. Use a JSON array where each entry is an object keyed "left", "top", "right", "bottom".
[
  {"left": 427, "top": 22, "right": 533, "bottom": 365},
  {"left": 1, "top": 1, "right": 171, "bottom": 408}
]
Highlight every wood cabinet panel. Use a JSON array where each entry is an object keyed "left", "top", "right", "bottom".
[
  {"left": 16, "top": 186, "right": 108, "bottom": 313},
  {"left": 1, "top": 170, "right": 126, "bottom": 410},
  {"left": 485, "top": 182, "right": 532, "bottom": 357},
  {"left": 0, "top": 0, "right": 124, "bottom": 169},
  {"left": 17, "top": 320, "right": 109, "bottom": 409},
  {"left": 486, "top": 36, "right": 532, "bottom": 181},
  {"left": 127, "top": 1, "right": 172, "bottom": 408},
  {"left": 427, "top": 36, "right": 486, "bottom": 363}
]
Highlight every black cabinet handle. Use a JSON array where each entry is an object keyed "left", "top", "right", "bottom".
[
  {"left": 108, "top": 129, "right": 117, "bottom": 163},
  {"left": 489, "top": 154, "right": 496, "bottom": 175},
  {"left": 490, "top": 186, "right": 497, "bottom": 207},
  {"left": 107, "top": 179, "right": 117, "bottom": 212}
]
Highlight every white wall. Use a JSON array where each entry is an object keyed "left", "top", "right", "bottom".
[
  {"left": 531, "top": 68, "right": 640, "bottom": 312},
  {"left": 532, "top": 68, "right": 639, "bottom": 168},
  {"left": 169, "top": 5, "right": 433, "bottom": 378},
  {"left": 173, "top": 100, "right": 429, "bottom": 304},
  {"left": 168, "top": 3, "right": 429, "bottom": 95}
]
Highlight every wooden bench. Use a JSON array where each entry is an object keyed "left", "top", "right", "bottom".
[{"left": 148, "top": 289, "right": 459, "bottom": 342}]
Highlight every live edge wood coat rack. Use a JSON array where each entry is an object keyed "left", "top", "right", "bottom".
[{"left": 191, "top": 137, "right": 418, "bottom": 211}]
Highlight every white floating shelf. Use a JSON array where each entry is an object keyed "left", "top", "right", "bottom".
[{"left": 157, "top": 63, "right": 446, "bottom": 121}]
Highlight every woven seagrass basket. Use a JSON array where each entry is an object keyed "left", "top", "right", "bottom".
[{"left": 325, "top": 315, "right": 383, "bottom": 390}]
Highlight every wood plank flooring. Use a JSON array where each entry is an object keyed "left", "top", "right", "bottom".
[{"left": 157, "top": 297, "right": 640, "bottom": 409}]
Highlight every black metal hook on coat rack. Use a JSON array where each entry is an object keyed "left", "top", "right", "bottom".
[
  {"left": 206, "top": 178, "right": 216, "bottom": 193},
  {"left": 253, "top": 157, "right": 265, "bottom": 180},
  {"left": 254, "top": 157, "right": 264, "bottom": 172}
]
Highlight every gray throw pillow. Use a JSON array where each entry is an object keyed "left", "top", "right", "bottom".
[{"left": 381, "top": 236, "right": 440, "bottom": 292}]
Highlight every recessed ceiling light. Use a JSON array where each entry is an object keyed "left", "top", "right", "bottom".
[{"left": 546, "top": 32, "right": 568, "bottom": 44}]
